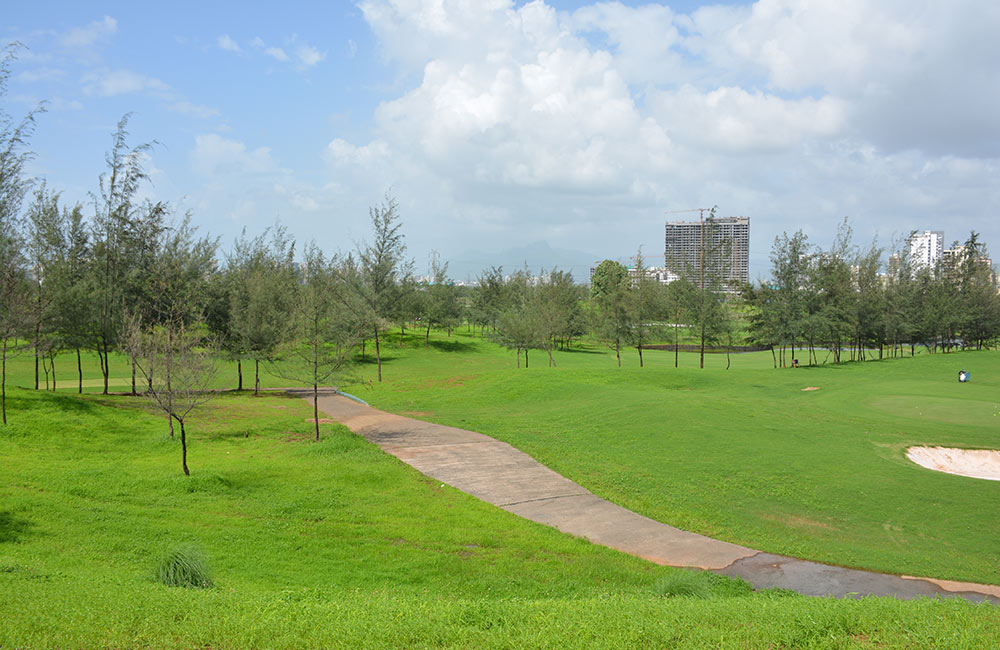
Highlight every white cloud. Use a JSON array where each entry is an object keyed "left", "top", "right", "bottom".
[
  {"left": 217, "top": 34, "right": 242, "bottom": 53},
  {"left": 334, "top": 0, "right": 1000, "bottom": 270},
  {"left": 296, "top": 44, "right": 325, "bottom": 67},
  {"left": 15, "top": 67, "right": 66, "bottom": 83},
  {"left": 170, "top": 101, "right": 220, "bottom": 119},
  {"left": 81, "top": 68, "right": 169, "bottom": 96},
  {"left": 59, "top": 16, "right": 117, "bottom": 48},
  {"left": 264, "top": 46, "right": 289, "bottom": 62}
]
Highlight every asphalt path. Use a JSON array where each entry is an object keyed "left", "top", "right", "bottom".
[{"left": 291, "top": 388, "right": 999, "bottom": 603}]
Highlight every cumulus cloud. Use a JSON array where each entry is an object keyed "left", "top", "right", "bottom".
[
  {"left": 296, "top": 44, "right": 325, "bottom": 67},
  {"left": 170, "top": 101, "right": 220, "bottom": 119},
  {"left": 250, "top": 35, "right": 325, "bottom": 68},
  {"left": 60, "top": 16, "right": 117, "bottom": 49},
  {"left": 328, "top": 0, "right": 999, "bottom": 270},
  {"left": 81, "top": 68, "right": 169, "bottom": 96},
  {"left": 217, "top": 34, "right": 242, "bottom": 53}
]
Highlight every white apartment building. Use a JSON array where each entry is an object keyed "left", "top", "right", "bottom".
[{"left": 908, "top": 230, "right": 943, "bottom": 271}]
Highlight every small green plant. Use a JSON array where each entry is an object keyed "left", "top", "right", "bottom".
[
  {"left": 156, "top": 544, "right": 214, "bottom": 589},
  {"left": 652, "top": 570, "right": 715, "bottom": 598}
]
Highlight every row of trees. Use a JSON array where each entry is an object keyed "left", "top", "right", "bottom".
[{"left": 746, "top": 220, "right": 1000, "bottom": 366}]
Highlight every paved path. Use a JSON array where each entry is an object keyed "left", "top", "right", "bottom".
[{"left": 292, "top": 388, "right": 999, "bottom": 603}]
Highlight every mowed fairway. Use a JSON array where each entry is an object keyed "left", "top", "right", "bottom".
[{"left": 349, "top": 331, "right": 1000, "bottom": 586}]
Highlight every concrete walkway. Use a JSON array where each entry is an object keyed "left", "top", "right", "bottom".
[{"left": 293, "top": 388, "right": 999, "bottom": 603}]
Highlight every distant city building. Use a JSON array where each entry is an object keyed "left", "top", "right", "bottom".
[
  {"left": 626, "top": 265, "right": 678, "bottom": 285},
  {"left": 942, "top": 245, "right": 993, "bottom": 272},
  {"left": 664, "top": 216, "right": 749, "bottom": 290},
  {"left": 908, "top": 230, "right": 943, "bottom": 271}
]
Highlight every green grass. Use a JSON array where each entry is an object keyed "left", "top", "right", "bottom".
[
  {"left": 342, "top": 329, "right": 1000, "bottom": 586},
  {"left": 2, "top": 335, "right": 1000, "bottom": 647}
]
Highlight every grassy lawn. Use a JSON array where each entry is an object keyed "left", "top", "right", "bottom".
[
  {"left": 343, "top": 329, "right": 1000, "bottom": 586},
  {"left": 2, "top": 337, "right": 999, "bottom": 647}
]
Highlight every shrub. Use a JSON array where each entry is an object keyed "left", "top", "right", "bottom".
[{"left": 156, "top": 544, "right": 214, "bottom": 589}]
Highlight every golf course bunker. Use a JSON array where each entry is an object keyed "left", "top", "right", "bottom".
[{"left": 906, "top": 446, "right": 1000, "bottom": 481}]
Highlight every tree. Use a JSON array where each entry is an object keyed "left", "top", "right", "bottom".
[
  {"left": 470, "top": 266, "right": 507, "bottom": 336},
  {"left": 665, "top": 276, "right": 696, "bottom": 368},
  {"left": 768, "top": 230, "right": 810, "bottom": 366},
  {"left": 271, "top": 243, "right": 358, "bottom": 442},
  {"left": 228, "top": 225, "right": 297, "bottom": 394},
  {"left": 590, "top": 260, "right": 631, "bottom": 367},
  {"left": 0, "top": 225, "right": 29, "bottom": 425},
  {"left": 492, "top": 268, "right": 533, "bottom": 367},
  {"left": 47, "top": 203, "right": 91, "bottom": 392},
  {"left": 124, "top": 317, "right": 218, "bottom": 475},
  {"left": 0, "top": 45, "right": 42, "bottom": 423},
  {"left": 421, "top": 259, "right": 461, "bottom": 346},
  {"left": 355, "top": 194, "right": 410, "bottom": 382},
  {"left": 625, "top": 249, "right": 666, "bottom": 368},
  {"left": 88, "top": 115, "right": 156, "bottom": 394},
  {"left": 25, "top": 183, "right": 62, "bottom": 389}
]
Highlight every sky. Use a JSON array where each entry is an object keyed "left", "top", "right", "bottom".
[{"left": 4, "top": 0, "right": 999, "bottom": 283}]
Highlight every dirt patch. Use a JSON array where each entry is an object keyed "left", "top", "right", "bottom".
[
  {"left": 305, "top": 418, "right": 335, "bottom": 424},
  {"left": 906, "top": 446, "right": 1000, "bottom": 481},
  {"left": 801, "top": 387, "right": 821, "bottom": 391}
]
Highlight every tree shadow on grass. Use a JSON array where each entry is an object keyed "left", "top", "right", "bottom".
[
  {"left": 427, "top": 339, "right": 478, "bottom": 353},
  {"left": 558, "top": 347, "right": 604, "bottom": 355},
  {"left": 0, "top": 511, "right": 33, "bottom": 544}
]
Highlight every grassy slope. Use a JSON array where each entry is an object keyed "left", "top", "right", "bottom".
[
  {"left": 347, "top": 330, "right": 1000, "bottom": 585},
  {"left": 2, "top": 340, "right": 999, "bottom": 648}
]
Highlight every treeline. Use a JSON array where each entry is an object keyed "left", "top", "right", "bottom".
[{"left": 744, "top": 221, "right": 1000, "bottom": 367}]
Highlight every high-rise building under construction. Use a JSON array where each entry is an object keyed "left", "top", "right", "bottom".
[{"left": 664, "top": 216, "right": 750, "bottom": 289}]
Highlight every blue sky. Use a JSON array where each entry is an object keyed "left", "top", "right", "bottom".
[{"left": 5, "top": 0, "right": 999, "bottom": 282}]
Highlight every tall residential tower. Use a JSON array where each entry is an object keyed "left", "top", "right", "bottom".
[
  {"left": 665, "top": 216, "right": 749, "bottom": 290},
  {"left": 908, "top": 230, "right": 944, "bottom": 271}
]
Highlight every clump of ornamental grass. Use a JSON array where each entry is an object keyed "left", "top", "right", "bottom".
[
  {"left": 156, "top": 544, "right": 214, "bottom": 589},
  {"left": 652, "top": 569, "right": 716, "bottom": 599}
]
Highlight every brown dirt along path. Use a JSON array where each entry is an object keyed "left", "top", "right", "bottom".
[{"left": 291, "top": 388, "right": 999, "bottom": 603}]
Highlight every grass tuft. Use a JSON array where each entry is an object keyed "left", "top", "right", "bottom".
[
  {"left": 156, "top": 544, "right": 214, "bottom": 589},
  {"left": 652, "top": 570, "right": 717, "bottom": 598}
]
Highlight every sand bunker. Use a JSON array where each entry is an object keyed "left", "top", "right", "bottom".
[
  {"left": 906, "top": 446, "right": 1000, "bottom": 481},
  {"left": 801, "top": 387, "right": 821, "bottom": 391}
]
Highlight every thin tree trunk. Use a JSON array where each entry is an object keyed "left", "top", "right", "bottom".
[
  {"left": 616, "top": 340, "right": 621, "bottom": 368},
  {"left": 131, "top": 356, "right": 137, "bottom": 395},
  {"left": 34, "top": 326, "right": 39, "bottom": 390},
  {"left": 77, "top": 347, "right": 83, "bottom": 394},
  {"left": 313, "top": 382, "right": 320, "bottom": 442},
  {"left": 525, "top": 348, "right": 529, "bottom": 368},
  {"left": 699, "top": 319, "right": 706, "bottom": 369},
  {"left": 178, "top": 417, "right": 189, "bottom": 476},
  {"left": 637, "top": 345, "right": 644, "bottom": 368},
  {"left": 675, "top": 322, "right": 680, "bottom": 368},
  {"left": 49, "top": 352, "right": 56, "bottom": 391},
  {"left": 254, "top": 359, "right": 260, "bottom": 395},
  {"left": 2, "top": 338, "right": 7, "bottom": 425},
  {"left": 237, "top": 358, "right": 243, "bottom": 391},
  {"left": 100, "top": 338, "right": 110, "bottom": 395},
  {"left": 374, "top": 326, "right": 383, "bottom": 382},
  {"left": 771, "top": 345, "right": 777, "bottom": 369},
  {"left": 426, "top": 322, "right": 431, "bottom": 348}
]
